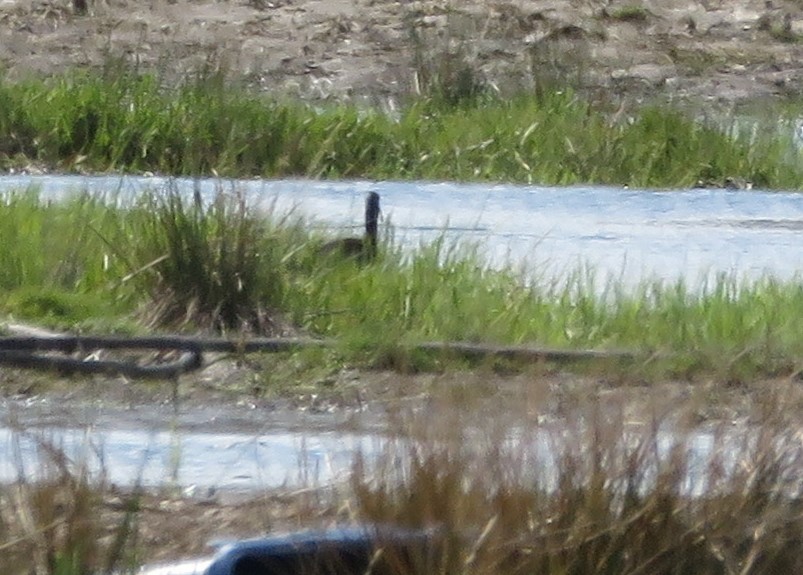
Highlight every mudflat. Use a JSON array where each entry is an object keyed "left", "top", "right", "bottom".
[{"left": 0, "top": 0, "right": 801, "bottom": 106}]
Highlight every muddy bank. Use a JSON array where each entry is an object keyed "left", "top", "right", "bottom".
[
  {"left": 3, "top": 349, "right": 802, "bottom": 436},
  {"left": 1, "top": 0, "right": 802, "bottom": 107}
]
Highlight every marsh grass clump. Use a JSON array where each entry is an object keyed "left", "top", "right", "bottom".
[
  {"left": 766, "top": 13, "right": 800, "bottom": 44},
  {"left": 0, "top": 183, "right": 330, "bottom": 335},
  {"left": 133, "top": 183, "right": 294, "bottom": 333},
  {"left": 409, "top": 38, "right": 491, "bottom": 107},
  {"left": 350, "top": 410, "right": 803, "bottom": 574},
  {"left": 404, "top": 6, "right": 493, "bottom": 107}
]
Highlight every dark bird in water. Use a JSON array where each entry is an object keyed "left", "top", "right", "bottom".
[{"left": 320, "top": 191, "right": 381, "bottom": 261}]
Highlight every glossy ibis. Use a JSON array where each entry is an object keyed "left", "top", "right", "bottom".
[{"left": 320, "top": 191, "right": 381, "bottom": 261}]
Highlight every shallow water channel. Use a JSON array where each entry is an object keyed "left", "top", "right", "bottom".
[
  {"left": 1, "top": 398, "right": 733, "bottom": 496},
  {"left": 1, "top": 175, "right": 802, "bottom": 495},
  {"left": 0, "top": 420, "right": 372, "bottom": 493}
]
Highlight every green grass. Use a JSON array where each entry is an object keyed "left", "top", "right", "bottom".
[
  {"left": 0, "top": 69, "right": 801, "bottom": 189},
  {"left": 608, "top": 5, "right": 650, "bottom": 23},
  {"left": 293, "top": 243, "right": 803, "bottom": 380},
  {"left": 0, "top": 188, "right": 119, "bottom": 291},
  {"left": 0, "top": 187, "right": 141, "bottom": 331},
  {"left": 131, "top": 185, "right": 298, "bottom": 331},
  {"left": 2, "top": 186, "right": 803, "bottom": 381}
]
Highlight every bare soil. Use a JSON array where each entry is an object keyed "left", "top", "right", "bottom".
[{"left": 1, "top": 0, "right": 802, "bottom": 107}]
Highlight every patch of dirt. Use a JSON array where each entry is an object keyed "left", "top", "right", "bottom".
[
  {"left": 0, "top": 0, "right": 801, "bottom": 107},
  {"left": 3, "top": 350, "right": 802, "bottom": 433},
  {"left": 0, "top": 477, "right": 351, "bottom": 569}
]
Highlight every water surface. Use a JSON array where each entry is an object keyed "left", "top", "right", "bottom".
[{"left": 0, "top": 401, "right": 753, "bottom": 497}]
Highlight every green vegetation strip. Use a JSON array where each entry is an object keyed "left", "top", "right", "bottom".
[
  {"left": 1, "top": 185, "right": 802, "bottom": 381},
  {"left": 0, "top": 68, "right": 801, "bottom": 188}
]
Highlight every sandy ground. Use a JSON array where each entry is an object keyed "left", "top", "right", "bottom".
[{"left": 0, "top": 0, "right": 802, "bottom": 107}]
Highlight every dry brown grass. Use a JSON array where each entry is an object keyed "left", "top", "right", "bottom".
[
  {"left": 349, "top": 406, "right": 803, "bottom": 574},
  {"left": 0, "top": 433, "right": 141, "bottom": 575}
]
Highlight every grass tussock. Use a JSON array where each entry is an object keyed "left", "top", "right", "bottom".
[
  {"left": 0, "top": 68, "right": 801, "bottom": 189},
  {"left": 607, "top": 5, "right": 650, "bottom": 23},
  {"left": 133, "top": 185, "right": 296, "bottom": 332},
  {"left": 350, "top": 410, "right": 803, "bottom": 574}
]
